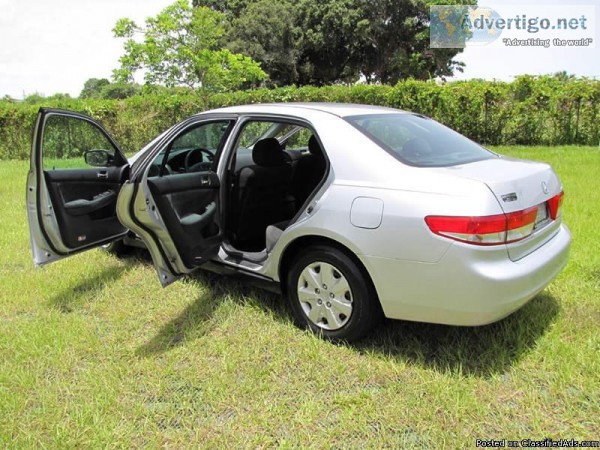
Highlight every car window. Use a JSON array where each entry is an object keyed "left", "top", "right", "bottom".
[
  {"left": 232, "top": 120, "right": 315, "bottom": 172},
  {"left": 346, "top": 114, "right": 496, "bottom": 167},
  {"left": 42, "top": 115, "right": 119, "bottom": 170},
  {"left": 281, "top": 127, "right": 313, "bottom": 151},
  {"left": 148, "top": 121, "right": 232, "bottom": 177},
  {"left": 236, "top": 121, "right": 313, "bottom": 151},
  {"left": 237, "top": 122, "right": 274, "bottom": 149},
  {"left": 170, "top": 123, "right": 227, "bottom": 151}
]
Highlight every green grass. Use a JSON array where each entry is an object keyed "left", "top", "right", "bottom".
[{"left": 1, "top": 146, "right": 599, "bottom": 448}]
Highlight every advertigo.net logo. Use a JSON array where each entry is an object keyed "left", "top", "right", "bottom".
[{"left": 430, "top": 4, "right": 596, "bottom": 48}]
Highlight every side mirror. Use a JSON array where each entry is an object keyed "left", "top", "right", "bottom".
[{"left": 84, "top": 149, "right": 113, "bottom": 167}]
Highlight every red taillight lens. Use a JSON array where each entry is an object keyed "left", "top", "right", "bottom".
[
  {"left": 505, "top": 207, "right": 538, "bottom": 243},
  {"left": 547, "top": 191, "right": 564, "bottom": 220},
  {"left": 425, "top": 207, "right": 538, "bottom": 246}
]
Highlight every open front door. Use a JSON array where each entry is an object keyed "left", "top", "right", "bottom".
[
  {"left": 116, "top": 118, "right": 233, "bottom": 286},
  {"left": 27, "top": 108, "right": 129, "bottom": 266}
]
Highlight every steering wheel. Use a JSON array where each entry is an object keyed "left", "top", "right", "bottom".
[{"left": 184, "top": 148, "right": 214, "bottom": 172}]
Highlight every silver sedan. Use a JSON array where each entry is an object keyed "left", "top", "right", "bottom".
[{"left": 27, "top": 103, "right": 571, "bottom": 341}]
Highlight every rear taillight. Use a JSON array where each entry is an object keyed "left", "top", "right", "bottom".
[
  {"left": 547, "top": 191, "right": 564, "bottom": 220},
  {"left": 505, "top": 207, "right": 538, "bottom": 243},
  {"left": 425, "top": 206, "right": 539, "bottom": 246}
]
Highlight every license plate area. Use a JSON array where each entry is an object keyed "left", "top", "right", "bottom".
[{"left": 534, "top": 203, "right": 549, "bottom": 229}]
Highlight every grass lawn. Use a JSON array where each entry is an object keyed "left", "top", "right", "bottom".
[{"left": 0, "top": 146, "right": 598, "bottom": 448}]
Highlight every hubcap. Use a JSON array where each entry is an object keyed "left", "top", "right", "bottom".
[{"left": 297, "top": 261, "right": 353, "bottom": 330}]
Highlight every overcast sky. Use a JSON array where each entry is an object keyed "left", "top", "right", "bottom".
[
  {"left": 0, "top": 0, "right": 598, "bottom": 99},
  {"left": 0, "top": 0, "right": 174, "bottom": 98}
]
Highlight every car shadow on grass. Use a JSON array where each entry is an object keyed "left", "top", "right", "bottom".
[
  {"left": 135, "top": 271, "right": 238, "bottom": 357},
  {"left": 354, "top": 292, "right": 560, "bottom": 377},
  {"left": 135, "top": 266, "right": 560, "bottom": 377},
  {"left": 49, "top": 255, "right": 141, "bottom": 313}
]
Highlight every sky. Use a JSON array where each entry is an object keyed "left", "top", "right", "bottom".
[
  {"left": 0, "top": 0, "right": 174, "bottom": 98},
  {"left": 0, "top": 0, "right": 598, "bottom": 99},
  {"left": 451, "top": 0, "right": 600, "bottom": 81}
]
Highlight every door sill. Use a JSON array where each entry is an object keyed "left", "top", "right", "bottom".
[{"left": 221, "top": 241, "right": 268, "bottom": 263}]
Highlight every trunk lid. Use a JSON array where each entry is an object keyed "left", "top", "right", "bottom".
[{"left": 432, "top": 156, "right": 563, "bottom": 261}]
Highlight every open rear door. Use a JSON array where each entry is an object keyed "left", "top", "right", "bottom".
[{"left": 27, "top": 108, "right": 129, "bottom": 266}]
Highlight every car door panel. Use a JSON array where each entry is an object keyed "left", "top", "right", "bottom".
[
  {"left": 147, "top": 172, "right": 221, "bottom": 268},
  {"left": 43, "top": 166, "right": 128, "bottom": 249}
]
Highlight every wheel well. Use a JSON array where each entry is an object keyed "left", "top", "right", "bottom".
[{"left": 278, "top": 235, "right": 379, "bottom": 304}]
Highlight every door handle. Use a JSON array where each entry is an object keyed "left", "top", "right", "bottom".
[{"left": 97, "top": 171, "right": 108, "bottom": 179}]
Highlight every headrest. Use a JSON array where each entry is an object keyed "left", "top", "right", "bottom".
[
  {"left": 308, "top": 135, "right": 323, "bottom": 156},
  {"left": 252, "top": 138, "right": 287, "bottom": 167}
]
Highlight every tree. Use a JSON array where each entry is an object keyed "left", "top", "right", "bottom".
[
  {"left": 197, "top": 0, "right": 363, "bottom": 85},
  {"left": 294, "top": 0, "right": 365, "bottom": 85},
  {"left": 355, "top": 0, "right": 472, "bottom": 84},
  {"left": 552, "top": 71, "right": 575, "bottom": 82},
  {"left": 79, "top": 78, "right": 140, "bottom": 99},
  {"left": 80, "top": 78, "right": 111, "bottom": 99},
  {"left": 100, "top": 83, "right": 140, "bottom": 99},
  {"left": 192, "top": 0, "right": 251, "bottom": 17},
  {"left": 112, "top": 0, "right": 267, "bottom": 93},
  {"left": 226, "top": 0, "right": 300, "bottom": 86},
  {"left": 195, "top": 0, "right": 472, "bottom": 85}
]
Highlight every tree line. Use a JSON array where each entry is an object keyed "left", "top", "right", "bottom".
[{"left": 1, "top": 76, "right": 598, "bottom": 161}]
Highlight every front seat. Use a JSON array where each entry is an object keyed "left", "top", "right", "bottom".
[
  {"left": 233, "top": 138, "right": 293, "bottom": 248},
  {"left": 292, "top": 135, "right": 327, "bottom": 208}
]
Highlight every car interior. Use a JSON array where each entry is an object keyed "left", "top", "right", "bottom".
[
  {"left": 225, "top": 121, "right": 328, "bottom": 254},
  {"left": 145, "top": 120, "right": 328, "bottom": 266}
]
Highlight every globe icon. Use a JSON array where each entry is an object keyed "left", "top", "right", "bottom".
[
  {"left": 465, "top": 7, "right": 504, "bottom": 46},
  {"left": 430, "top": 6, "right": 503, "bottom": 48}
]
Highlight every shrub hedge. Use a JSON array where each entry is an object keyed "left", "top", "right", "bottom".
[{"left": 1, "top": 75, "right": 598, "bottom": 160}]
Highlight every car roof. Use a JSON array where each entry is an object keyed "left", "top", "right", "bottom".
[{"left": 202, "top": 102, "right": 408, "bottom": 118}]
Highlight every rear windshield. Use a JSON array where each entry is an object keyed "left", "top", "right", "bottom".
[{"left": 346, "top": 114, "right": 496, "bottom": 167}]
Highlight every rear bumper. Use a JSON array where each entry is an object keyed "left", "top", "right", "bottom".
[{"left": 360, "top": 223, "right": 571, "bottom": 326}]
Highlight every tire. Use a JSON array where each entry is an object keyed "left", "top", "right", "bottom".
[
  {"left": 102, "top": 239, "right": 132, "bottom": 257},
  {"left": 286, "top": 245, "right": 382, "bottom": 342}
]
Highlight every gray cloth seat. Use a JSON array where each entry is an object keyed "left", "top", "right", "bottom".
[{"left": 233, "top": 138, "right": 293, "bottom": 247}]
